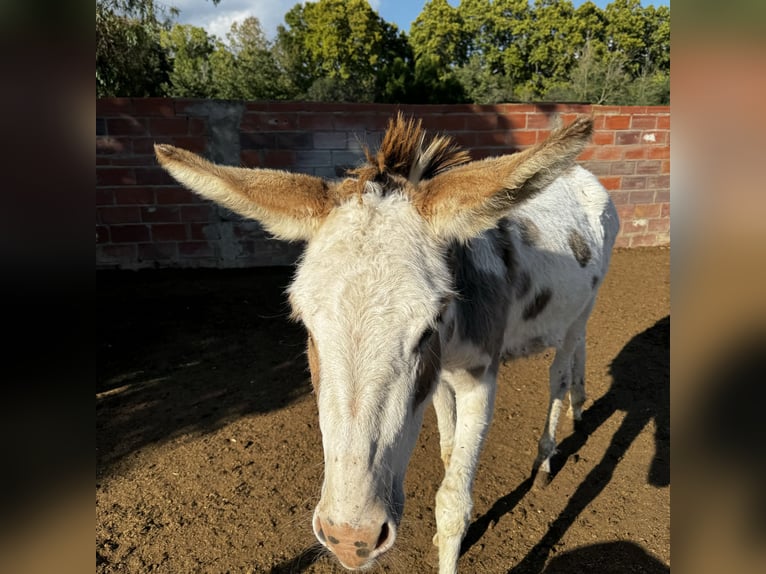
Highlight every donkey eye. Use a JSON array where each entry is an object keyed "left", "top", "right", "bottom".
[{"left": 415, "top": 327, "right": 435, "bottom": 352}]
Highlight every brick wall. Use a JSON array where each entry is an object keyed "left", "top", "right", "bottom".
[{"left": 96, "top": 99, "right": 670, "bottom": 269}]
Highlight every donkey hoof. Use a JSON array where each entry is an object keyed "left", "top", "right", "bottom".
[{"left": 533, "top": 469, "right": 552, "bottom": 489}]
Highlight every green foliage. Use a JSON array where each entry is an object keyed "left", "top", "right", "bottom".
[{"left": 96, "top": 0, "right": 670, "bottom": 105}]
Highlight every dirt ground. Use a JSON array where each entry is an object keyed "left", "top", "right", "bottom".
[{"left": 97, "top": 247, "right": 670, "bottom": 574}]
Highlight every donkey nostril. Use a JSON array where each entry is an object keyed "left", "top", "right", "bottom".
[{"left": 375, "top": 522, "right": 390, "bottom": 550}]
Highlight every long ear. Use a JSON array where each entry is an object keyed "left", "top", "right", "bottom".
[
  {"left": 154, "top": 144, "right": 333, "bottom": 241},
  {"left": 415, "top": 116, "right": 593, "bottom": 241}
]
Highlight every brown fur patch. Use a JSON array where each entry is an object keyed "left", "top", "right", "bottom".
[
  {"left": 523, "top": 288, "right": 552, "bottom": 321},
  {"left": 518, "top": 218, "right": 541, "bottom": 247},
  {"left": 415, "top": 116, "right": 593, "bottom": 239},
  {"left": 351, "top": 113, "right": 470, "bottom": 188},
  {"left": 568, "top": 229, "right": 592, "bottom": 267}
]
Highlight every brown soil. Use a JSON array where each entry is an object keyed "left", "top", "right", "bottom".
[{"left": 97, "top": 247, "right": 670, "bottom": 574}]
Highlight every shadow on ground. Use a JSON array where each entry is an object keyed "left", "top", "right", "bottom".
[
  {"left": 97, "top": 267, "right": 309, "bottom": 476},
  {"left": 461, "top": 315, "right": 670, "bottom": 572}
]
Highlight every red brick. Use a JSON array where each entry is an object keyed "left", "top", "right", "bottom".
[
  {"left": 634, "top": 203, "right": 662, "bottom": 218},
  {"left": 426, "top": 114, "right": 467, "bottom": 131},
  {"left": 594, "top": 146, "right": 622, "bottom": 161},
  {"left": 661, "top": 203, "right": 670, "bottom": 218},
  {"left": 241, "top": 149, "right": 262, "bottom": 167},
  {"left": 599, "top": 176, "right": 622, "bottom": 190},
  {"left": 577, "top": 146, "right": 596, "bottom": 161},
  {"left": 263, "top": 149, "right": 296, "bottom": 168},
  {"left": 107, "top": 117, "right": 148, "bottom": 136},
  {"left": 132, "top": 98, "right": 176, "bottom": 117},
  {"left": 97, "top": 168, "right": 136, "bottom": 186},
  {"left": 96, "top": 188, "right": 114, "bottom": 205},
  {"left": 241, "top": 112, "right": 299, "bottom": 131},
  {"left": 156, "top": 187, "right": 199, "bottom": 204},
  {"left": 150, "top": 117, "right": 189, "bottom": 135},
  {"left": 110, "top": 225, "right": 150, "bottom": 243},
  {"left": 648, "top": 147, "right": 670, "bottom": 159},
  {"left": 97, "top": 136, "right": 131, "bottom": 155},
  {"left": 614, "top": 235, "right": 631, "bottom": 248},
  {"left": 189, "top": 222, "right": 220, "bottom": 240},
  {"left": 473, "top": 131, "right": 507, "bottom": 146},
  {"left": 181, "top": 205, "right": 216, "bottom": 222},
  {"left": 648, "top": 218, "right": 670, "bottom": 233},
  {"left": 629, "top": 190, "right": 655, "bottom": 204},
  {"left": 179, "top": 241, "right": 215, "bottom": 258},
  {"left": 138, "top": 242, "right": 178, "bottom": 261},
  {"left": 97, "top": 98, "right": 134, "bottom": 116},
  {"left": 631, "top": 233, "right": 660, "bottom": 247},
  {"left": 498, "top": 113, "right": 527, "bottom": 130},
  {"left": 622, "top": 176, "right": 648, "bottom": 190},
  {"left": 188, "top": 117, "right": 207, "bottom": 136},
  {"left": 526, "top": 113, "right": 551, "bottom": 129},
  {"left": 151, "top": 223, "right": 187, "bottom": 241},
  {"left": 141, "top": 205, "right": 180, "bottom": 222},
  {"left": 333, "top": 113, "right": 389, "bottom": 131},
  {"left": 135, "top": 167, "right": 175, "bottom": 185},
  {"left": 610, "top": 161, "right": 636, "bottom": 175},
  {"left": 96, "top": 225, "right": 109, "bottom": 243},
  {"left": 657, "top": 115, "right": 670, "bottom": 130},
  {"left": 655, "top": 190, "right": 670, "bottom": 203},
  {"left": 114, "top": 187, "right": 155, "bottom": 205},
  {"left": 592, "top": 115, "right": 606, "bottom": 130},
  {"left": 623, "top": 147, "right": 647, "bottom": 160},
  {"left": 622, "top": 218, "right": 650, "bottom": 234},
  {"left": 451, "top": 132, "right": 477, "bottom": 148},
  {"left": 609, "top": 190, "right": 630, "bottom": 204},
  {"left": 98, "top": 244, "right": 137, "bottom": 261},
  {"left": 615, "top": 131, "right": 641, "bottom": 145},
  {"left": 99, "top": 206, "right": 141, "bottom": 224},
  {"left": 297, "top": 114, "right": 335, "bottom": 130},
  {"left": 636, "top": 160, "right": 662, "bottom": 174},
  {"left": 593, "top": 131, "right": 615, "bottom": 145},
  {"left": 661, "top": 159, "right": 671, "bottom": 174},
  {"left": 647, "top": 175, "right": 671, "bottom": 189},
  {"left": 616, "top": 204, "right": 635, "bottom": 220},
  {"left": 512, "top": 130, "right": 538, "bottom": 146},
  {"left": 605, "top": 115, "right": 631, "bottom": 130},
  {"left": 631, "top": 115, "right": 658, "bottom": 129}
]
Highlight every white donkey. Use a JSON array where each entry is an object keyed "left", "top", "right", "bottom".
[{"left": 155, "top": 114, "right": 618, "bottom": 573}]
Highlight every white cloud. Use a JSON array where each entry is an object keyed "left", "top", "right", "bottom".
[{"left": 166, "top": 0, "right": 299, "bottom": 40}]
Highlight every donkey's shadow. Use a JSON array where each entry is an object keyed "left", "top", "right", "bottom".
[{"left": 461, "top": 315, "right": 670, "bottom": 571}]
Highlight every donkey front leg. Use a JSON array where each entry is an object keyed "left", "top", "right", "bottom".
[{"left": 434, "top": 365, "right": 497, "bottom": 574}]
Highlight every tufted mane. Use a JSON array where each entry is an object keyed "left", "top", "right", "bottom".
[{"left": 351, "top": 112, "right": 471, "bottom": 187}]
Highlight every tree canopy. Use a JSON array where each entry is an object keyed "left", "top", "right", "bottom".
[{"left": 96, "top": 0, "right": 670, "bottom": 105}]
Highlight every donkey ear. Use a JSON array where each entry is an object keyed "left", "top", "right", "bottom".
[
  {"left": 154, "top": 144, "right": 333, "bottom": 241},
  {"left": 415, "top": 117, "right": 593, "bottom": 241}
]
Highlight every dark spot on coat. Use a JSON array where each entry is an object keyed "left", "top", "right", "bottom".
[
  {"left": 517, "top": 218, "right": 541, "bottom": 247},
  {"left": 354, "top": 541, "right": 368, "bottom": 548},
  {"left": 523, "top": 288, "right": 552, "bottom": 321},
  {"left": 356, "top": 548, "right": 371, "bottom": 558},
  {"left": 568, "top": 229, "right": 592, "bottom": 267},
  {"left": 413, "top": 329, "right": 441, "bottom": 410},
  {"left": 515, "top": 270, "right": 532, "bottom": 299},
  {"left": 328, "top": 535, "right": 340, "bottom": 545},
  {"left": 592, "top": 275, "right": 599, "bottom": 288}
]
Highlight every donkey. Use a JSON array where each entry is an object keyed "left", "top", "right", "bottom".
[{"left": 155, "top": 114, "right": 619, "bottom": 573}]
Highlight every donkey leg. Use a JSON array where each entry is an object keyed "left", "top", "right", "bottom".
[
  {"left": 535, "top": 301, "right": 596, "bottom": 481},
  {"left": 568, "top": 336, "right": 587, "bottom": 421},
  {"left": 432, "top": 378, "right": 457, "bottom": 471},
  {"left": 434, "top": 365, "right": 497, "bottom": 574}
]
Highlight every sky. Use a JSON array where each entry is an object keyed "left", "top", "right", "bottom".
[{"left": 168, "top": 0, "right": 670, "bottom": 42}]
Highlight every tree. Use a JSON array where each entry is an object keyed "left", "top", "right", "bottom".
[
  {"left": 96, "top": 0, "right": 171, "bottom": 96},
  {"left": 211, "top": 17, "right": 293, "bottom": 100},
  {"left": 160, "top": 24, "right": 215, "bottom": 97}
]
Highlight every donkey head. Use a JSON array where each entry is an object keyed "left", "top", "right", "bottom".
[{"left": 155, "top": 114, "right": 592, "bottom": 569}]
